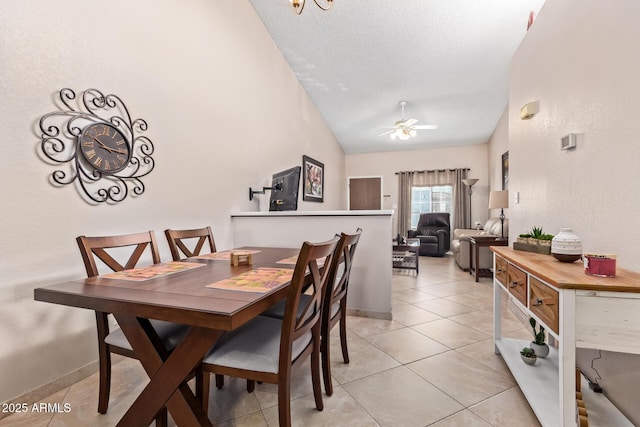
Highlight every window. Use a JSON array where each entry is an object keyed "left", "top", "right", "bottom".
[{"left": 410, "top": 185, "right": 453, "bottom": 229}]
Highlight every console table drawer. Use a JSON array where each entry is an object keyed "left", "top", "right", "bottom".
[
  {"left": 529, "top": 277, "right": 559, "bottom": 334},
  {"left": 495, "top": 255, "right": 508, "bottom": 287},
  {"left": 508, "top": 264, "right": 527, "bottom": 306}
]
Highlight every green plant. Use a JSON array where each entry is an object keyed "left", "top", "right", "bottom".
[
  {"left": 530, "top": 226, "right": 544, "bottom": 239},
  {"left": 520, "top": 347, "right": 536, "bottom": 358},
  {"left": 519, "top": 233, "right": 532, "bottom": 238},
  {"left": 530, "top": 317, "right": 546, "bottom": 345}
]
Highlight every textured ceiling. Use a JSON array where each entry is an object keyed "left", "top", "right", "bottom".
[{"left": 248, "top": 0, "right": 546, "bottom": 154}]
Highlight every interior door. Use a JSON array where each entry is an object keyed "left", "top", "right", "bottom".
[{"left": 348, "top": 177, "right": 382, "bottom": 210}]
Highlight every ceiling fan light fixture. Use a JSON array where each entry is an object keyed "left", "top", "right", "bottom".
[{"left": 290, "top": 0, "right": 333, "bottom": 14}]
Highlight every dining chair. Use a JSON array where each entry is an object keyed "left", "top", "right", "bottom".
[
  {"left": 198, "top": 236, "right": 340, "bottom": 427},
  {"left": 164, "top": 226, "right": 217, "bottom": 261},
  {"left": 261, "top": 228, "right": 362, "bottom": 395},
  {"left": 320, "top": 228, "right": 361, "bottom": 395},
  {"left": 76, "top": 231, "right": 188, "bottom": 424}
]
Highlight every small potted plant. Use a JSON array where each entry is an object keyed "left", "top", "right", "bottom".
[
  {"left": 529, "top": 317, "right": 549, "bottom": 358},
  {"left": 520, "top": 347, "right": 537, "bottom": 365}
]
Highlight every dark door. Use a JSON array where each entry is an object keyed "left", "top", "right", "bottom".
[{"left": 349, "top": 177, "right": 382, "bottom": 210}]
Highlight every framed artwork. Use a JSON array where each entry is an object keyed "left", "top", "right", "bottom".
[
  {"left": 302, "top": 155, "right": 324, "bottom": 202},
  {"left": 502, "top": 151, "right": 509, "bottom": 190}
]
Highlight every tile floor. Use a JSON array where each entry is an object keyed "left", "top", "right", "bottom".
[{"left": 1, "top": 254, "right": 541, "bottom": 426}]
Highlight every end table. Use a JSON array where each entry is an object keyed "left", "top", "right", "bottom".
[{"left": 469, "top": 236, "right": 508, "bottom": 282}]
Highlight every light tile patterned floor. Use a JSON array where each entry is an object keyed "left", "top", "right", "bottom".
[{"left": 0, "top": 254, "right": 540, "bottom": 426}]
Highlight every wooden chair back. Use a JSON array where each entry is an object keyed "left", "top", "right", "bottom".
[
  {"left": 77, "top": 231, "right": 161, "bottom": 277},
  {"left": 324, "top": 228, "right": 362, "bottom": 319},
  {"left": 281, "top": 237, "right": 339, "bottom": 365},
  {"left": 164, "top": 226, "right": 216, "bottom": 261}
]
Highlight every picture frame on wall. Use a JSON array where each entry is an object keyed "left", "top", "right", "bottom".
[
  {"left": 302, "top": 155, "right": 324, "bottom": 202},
  {"left": 502, "top": 151, "right": 509, "bottom": 190}
]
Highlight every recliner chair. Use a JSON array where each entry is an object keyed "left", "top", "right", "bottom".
[{"left": 407, "top": 212, "right": 451, "bottom": 256}]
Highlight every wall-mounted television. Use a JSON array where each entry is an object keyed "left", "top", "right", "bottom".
[{"left": 269, "top": 166, "right": 301, "bottom": 211}]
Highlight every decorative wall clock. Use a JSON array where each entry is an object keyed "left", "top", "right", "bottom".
[{"left": 38, "top": 88, "right": 155, "bottom": 203}]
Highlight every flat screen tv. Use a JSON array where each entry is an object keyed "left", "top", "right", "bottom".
[{"left": 269, "top": 166, "right": 301, "bottom": 211}]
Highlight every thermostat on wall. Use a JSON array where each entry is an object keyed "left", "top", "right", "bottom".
[{"left": 561, "top": 133, "right": 577, "bottom": 150}]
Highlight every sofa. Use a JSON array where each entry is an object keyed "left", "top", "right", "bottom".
[
  {"left": 451, "top": 217, "right": 509, "bottom": 270},
  {"left": 407, "top": 213, "right": 450, "bottom": 257}
]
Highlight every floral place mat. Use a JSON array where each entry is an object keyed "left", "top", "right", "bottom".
[
  {"left": 276, "top": 256, "right": 325, "bottom": 267},
  {"left": 206, "top": 268, "right": 293, "bottom": 293},
  {"left": 194, "top": 249, "right": 261, "bottom": 261},
  {"left": 100, "top": 262, "right": 205, "bottom": 282}
]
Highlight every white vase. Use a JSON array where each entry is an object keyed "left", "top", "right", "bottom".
[
  {"left": 530, "top": 342, "right": 549, "bottom": 358},
  {"left": 551, "top": 228, "right": 582, "bottom": 262}
]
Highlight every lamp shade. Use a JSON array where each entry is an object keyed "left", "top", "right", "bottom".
[
  {"left": 488, "top": 190, "right": 509, "bottom": 209},
  {"left": 462, "top": 178, "right": 479, "bottom": 187}
]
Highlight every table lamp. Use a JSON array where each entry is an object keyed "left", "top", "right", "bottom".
[{"left": 488, "top": 190, "right": 509, "bottom": 241}]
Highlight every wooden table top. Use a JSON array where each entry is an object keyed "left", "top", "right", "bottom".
[
  {"left": 34, "top": 247, "right": 299, "bottom": 330},
  {"left": 492, "top": 246, "right": 640, "bottom": 293}
]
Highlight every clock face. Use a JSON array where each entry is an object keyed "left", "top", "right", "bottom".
[{"left": 79, "top": 123, "right": 130, "bottom": 174}]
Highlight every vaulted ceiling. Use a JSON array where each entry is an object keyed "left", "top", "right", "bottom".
[{"left": 249, "top": 0, "right": 546, "bottom": 154}]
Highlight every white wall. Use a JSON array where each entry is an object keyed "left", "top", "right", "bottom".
[
  {"left": 345, "top": 144, "right": 489, "bottom": 233},
  {"left": 509, "top": 0, "right": 640, "bottom": 422},
  {"left": 0, "top": 0, "right": 345, "bottom": 402}
]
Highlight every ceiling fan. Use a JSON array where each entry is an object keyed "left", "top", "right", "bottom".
[{"left": 378, "top": 101, "right": 438, "bottom": 140}]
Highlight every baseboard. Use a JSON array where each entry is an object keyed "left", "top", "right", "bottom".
[
  {"left": 0, "top": 358, "right": 107, "bottom": 420},
  {"left": 346, "top": 308, "right": 392, "bottom": 321}
]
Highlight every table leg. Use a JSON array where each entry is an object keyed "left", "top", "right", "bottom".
[
  {"left": 115, "top": 315, "right": 221, "bottom": 427},
  {"left": 474, "top": 242, "right": 480, "bottom": 282}
]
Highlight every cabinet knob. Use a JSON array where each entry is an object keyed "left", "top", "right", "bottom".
[
  {"left": 533, "top": 298, "right": 543, "bottom": 306},
  {"left": 510, "top": 281, "right": 519, "bottom": 288},
  {"left": 496, "top": 269, "right": 503, "bottom": 274}
]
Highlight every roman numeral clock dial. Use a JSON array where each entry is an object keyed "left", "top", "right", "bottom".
[{"left": 79, "top": 123, "right": 130, "bottom": 174}]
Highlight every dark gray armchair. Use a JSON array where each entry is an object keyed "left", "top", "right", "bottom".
[{"left": 407, "top": 213, "right": 451, "bottom": 257}]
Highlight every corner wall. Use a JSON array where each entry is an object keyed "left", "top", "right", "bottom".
[
  {"left": 509, "top": 0, "right": 640, "bottom": 422},
  {"left": 0, "top": 0, "right": 344, "bottom": 402}
]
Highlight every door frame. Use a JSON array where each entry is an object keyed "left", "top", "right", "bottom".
[{"left": 347, "top": 175, "right": 383, "bottom": 210}]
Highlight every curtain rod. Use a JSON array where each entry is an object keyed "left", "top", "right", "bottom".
[{"left": 395, "top": 168, "right": 470, "bottom": 175}]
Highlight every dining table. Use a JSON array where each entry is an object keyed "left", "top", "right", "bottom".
[{"left": 34, "top": 246, "right": 300, "bottom": 427}]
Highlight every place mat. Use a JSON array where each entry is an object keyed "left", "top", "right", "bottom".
[
  {"left": 206, "top": 267, "right": 293, "bottom": 293},
  {"left": 100, "top": 262, "right": 205, "bottom": 282},
  {"left": 194, "top": 249, "right": 261, "bottom": 261},
  {"left": 276, "top": 255, "right": 325, "bottom": 267}
]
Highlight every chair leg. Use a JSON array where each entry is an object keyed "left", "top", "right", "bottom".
[
  {"left": 196, "top": 366, "right": 210, "bottom": 415},
  {"left": 339, "top": 311, "right": 349, "bottom": 364},
  {"left": 155, "top": 409, "right": 168, "bottom": 427},
  {"left": 321, "top": 325, "right": 333, "bottom": 396},
  {"left": 215, "top": 374, "right": 224, "bottom": 389},
  {"left": 312, "top": 337, "right": 324, "bottom": 410},
  {"left": 247, "top": 379, "right": 255, "bottom": 393},
  {"left": 277, "top": 378, "right": 292, "bottom": 427},
  {"left": 97, "top": 345, "right": 111, "bottom": 414}
]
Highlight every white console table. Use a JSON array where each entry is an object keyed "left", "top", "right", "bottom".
[{"left": 492, "top": 247, "right": 640, "bottom": 427}]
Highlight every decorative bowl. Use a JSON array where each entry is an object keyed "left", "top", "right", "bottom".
[
  {"left": 552, "top": 253, "right": 582, "bottom": 263},
  {"left": 520, "top": 354, "right": 537, "bottom": 365}
]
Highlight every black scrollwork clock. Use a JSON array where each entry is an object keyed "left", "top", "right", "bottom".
[{"left": 38, "top": 88, "right": 155, "bottom": 204}]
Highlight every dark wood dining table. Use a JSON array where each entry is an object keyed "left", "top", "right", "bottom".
[{"left": 34, "top": 247, "right": 299, "bottom": 427}]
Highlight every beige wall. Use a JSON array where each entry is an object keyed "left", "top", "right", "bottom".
[
  {"left": 345, "top": 144, "right": 489, "bottom": 233},
  {"left": 0, "top": 0, "right": 345, "bottom": 402},
  {"left": 508, "top": 0, "right": 640, "bottom": 422}
]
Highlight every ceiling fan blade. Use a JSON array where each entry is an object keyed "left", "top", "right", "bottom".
[
  {"left": 378, "top": 130, "right": 395, "bottom": 136},
  {"left": 413, "top": 125, "right": 438, "bottom": 130},
  {"left": 405, "top": 118, "right": 418, "bottom": 126}
]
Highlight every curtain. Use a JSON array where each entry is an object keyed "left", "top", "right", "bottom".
[
  {"left": 397, "top": 168, "right": 469, "bottom": 237},
  {"left": 397, "top": 171, "right": 414, "bottom": 238}
]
